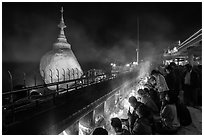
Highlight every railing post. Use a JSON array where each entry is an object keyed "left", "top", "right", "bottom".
[
  {"left": 92, "top": 110, "right": 96, "bottom": 127},
  {"left": 8, "top": 71, "right": 15, "bottom": 122},
  {"left": 42, "top": 70, "right": 46, "bottom": 96},
  {"left": 102, "top": 73, "right": 105, "bottom": 82},
  {"left": 66, "top": 69, "right": 70, "bottom": 92},
  {"left": 87, "top": 71, "right": 90, "bottom": 85},
  {"left": 72, "top": 68, "right": 77, "bottom": 89},
  {"left": 27, "top": 88, "right": 30, "bottom": 100},
  {"left": 42, "top": 70, "right": 46, "bottom": 95},
  {"left": 23, "top": 72, "right": 26, "bottom": 87},
  {"left": 81, "top": 72, "right": 84, "bottom": 88},
  {"left": 94, "top": 69, "right": 96, "bottom": 83},
  {"left": 8, "top": 71, "right": 13, "bottom": 102},
  {"left": 75, "top": 69, "right": 78, "bottom": 89},
  {"left": 56, "top": 85, "right": 59, "bottom": 95},
  {"left": 23, "top": 72, "right": 29, "bottom": 99},
  {"left": 87, "top": 71, "right": 89, "bottom": 85},
  {"left": 91, "top": 70, "right": 94, "bottom": 83},
  {"left": 67, "top": 84, "right": 69, "bottom": 92},
  {"left": 104, "top": 101, "right": 107, "bottom": 116},
  {"left": 34, "top": 73, "right": 37, "bottom": 86},
  {"left": 90, "top": 71, "right": 92, "bottom": 84}
]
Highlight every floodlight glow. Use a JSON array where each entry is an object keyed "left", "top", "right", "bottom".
[{"left": 126, "top": 64, "right": 130, "bottom": 67}]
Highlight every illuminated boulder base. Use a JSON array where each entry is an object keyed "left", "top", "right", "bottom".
[
  {"left": 40, "top": 7, "right": 83, "bottom": 90},
  {"left": 40, "top": 48, "right": 83, "bottom": 90}
]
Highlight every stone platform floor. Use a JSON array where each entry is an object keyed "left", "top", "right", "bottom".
[{"left": 177, "top": 106, "right": 202, "bottom": 135}]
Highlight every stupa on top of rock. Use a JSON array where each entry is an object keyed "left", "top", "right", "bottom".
[{"left": 40, "top": 7, "right": 83, "bottom": 90}]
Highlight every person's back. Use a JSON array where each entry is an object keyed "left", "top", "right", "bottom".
[
  {"left": 141, "top": 95, "right": 159, "bottom": 114},
  {"left": 132, "top": 117, "right": 152, "bottom": 135},
  {"left": 154, "top": 92, "right": 180, "bottom": 134},
  {"left": 151, "top": 70, "right": 169, "bottom": 102},
  {"left": 161, "top": 104, "right": 180, "bottom": 128},
  {"left": 165, "top": 65, "right": 177, "bottom": 91},
  {"left": 171, "top": 63, "right": 182, "bottom": 92},
  {"left": 147, "top": 82, "right": 161, "bottom": 109},
  {"left": 128, "top": 96, "right": 144, "bottom": 130},
  {"left": 157, "top": 73, "right": 169, "bottom": 92},
  {"left": 111, "top": 117, "right": 131, "bottom": 135},
  {"left": 131, "top": 104, "right": 152, "bottom": 135}
]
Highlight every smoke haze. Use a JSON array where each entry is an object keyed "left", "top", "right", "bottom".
[
  {"left": 3, "top": 3, "right": 201, "bottom": 65},
  {"left": 2, "top": 2, "right": 201, "bottom": 91}
]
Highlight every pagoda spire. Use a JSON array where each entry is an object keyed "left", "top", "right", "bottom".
[
  {"left": 57, "top": 7, "right": 67, "bottom": 41},
  {"left": 54, "top": 7, "right": 71, "bottom": 49}
]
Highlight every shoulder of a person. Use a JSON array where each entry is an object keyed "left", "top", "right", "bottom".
[
  {"left": 166, "top": 104, "right": 177, "bottom": 112},
  {"left": 140, "top": 101, "right": 144, "bottom": 105},
  {"left": 159, "top": 74, "right": 166, "bottom": 79},
  {"left": 135, "top": 117, "right": 142, "bottom": 123},
  {"left": 168, "top": 104, "right": 176, "bottom": 109},
  {"left": 163, "top": 104, "right": 172, "bottom": 110}
]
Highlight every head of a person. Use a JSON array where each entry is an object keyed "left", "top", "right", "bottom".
[
  {"left": 151, "top": 70, "right": 159, "bottom": 76},
  {"left": 165, "top": 65, "right": 173, "bottom": 74},
  {"left": 92, "top": 127, "right": 108, "bottom": 135},
  {"left": 148, "top": 75, "right": 156, "bottom": 86},
  {"left": 137, "top": 89, "right": 148, "bottom": 103},
  {"left": 144, "top": 88, "right": 149, "bottom": 94},
  {"left": 164, "top": 91, "right": 177, "bottom": 105},
  {"left": 170, "top": 62, "right": 177, "bottom": 68},
  {"left": 128, "top": 96, "right": 138, "bottom": 108},
  {"left": 138, "top": 89, "right": 148, "bottom": 97},
  {"left": 110, "top": 117, "right": 122, "bottom": 133},
  {"left": 185, "top": 64, "right": 192, "bottom": 72},
  {"left": 136, "top": 104, "right": 150, "bottom": 118}
]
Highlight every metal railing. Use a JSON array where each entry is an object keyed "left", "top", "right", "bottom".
[{"left": 2, "top": 68, "right": 119, "bottom": 126}]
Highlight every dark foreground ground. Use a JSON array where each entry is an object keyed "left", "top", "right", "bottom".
[{"left": 176, "top": 107, "right": 202, "bottom": 135}]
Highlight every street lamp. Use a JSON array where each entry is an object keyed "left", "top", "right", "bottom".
[{"left": 136, "top": 49, "right": 139, "bottom": 64}]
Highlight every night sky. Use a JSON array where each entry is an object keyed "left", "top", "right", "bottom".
[{"left": 2, "top": 2, "right": 202, "bottom": 65}]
